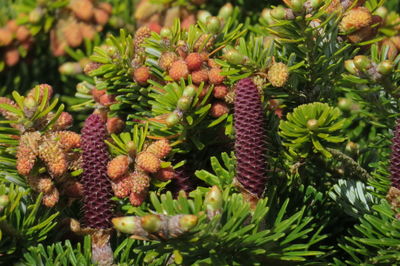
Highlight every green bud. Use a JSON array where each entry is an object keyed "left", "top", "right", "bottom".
[
  {"left": 223, "top": 48, "right": 246, "bottom": 65},
  {"left": 104, "top": 45, "right": 117, "bottom": 57},
  {"left": 306, "top": 119, "right": 319, "bottom": 131},
  {"left": 141, "top": 214, "right": 163, "bottom": 233},
  {"left": 204, "top": 186, "right": 223, "bottom": 213},
  {"left": 69, "top": 218, "right": 81, "bottom": 233},
  {"left": 160, "top": 28, "right": 172, "bottom": 39},
  {"left": 344, "top": 60, "right": 358, "bottom": 75},
  {"left": 206, "top": 16, "right": 221, "bottom": 34},
  {"left": 290, "top": 0, "right": 304, "bottom": 12},
  {"left": 218, "top": 3, "right": 233, "bottom": 20},
  {"left": 183, "top": 85, "right": 196, "bottom": 98},
  {"left": 112, "top": 216, "right": 141, "bottom": 234},
  {"left": 177, "top": 96, "right": 192, "bottom": 111},
  {"left": 270, "top": 6, "right": 286, "bottom": 20},
  {"left": 59, "top": 62, "right": 82, "bottom": 75},
  {"left": 198, "top": 10, "right": 211, "bottom": 24},
  {"left": 375, "top": 6, "right": 388, "bottom": 19},
  {"left": 337, "top": 98, "right": 352, "bottom": 112},
  {"left": 261, "top": 9, "right": 275, "bottom": 25},
  {"left": 126, "top": 141, "right": 136, "bottom": 157},
  {"left": 178, "top": 215, "right": 198, "bottom": 231},
  {"left": 166, "top": 112, "right": 181, "bottom": 127},
  {"left": 345, "top": 141, "right": 359, "bottom": 153},
  {"left": 353, "top": 55, "right": 371, "bottom": 71},
  {"left": 377, "top": 60, "right": 394, "bottom": 75},
  {"left": 76, "top": 82, "right": 92, "bottom": 94},
  {"left": 310, "top": 0, "right": 322, "bottom": 8}
]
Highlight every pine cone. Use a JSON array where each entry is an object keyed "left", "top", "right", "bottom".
[
  {"left": 136, "top": 152, "right": 161, "bottom": 173},
  {"left": 390, "top": 119, "right": 400, "bottom": 189},
  {"left": 134, "top": 26, "right": 151, "bottom": 56},
  {"left": 129, "top": 190, "right": 147, "bottom": 207},
  {"left": 267, "top": 62, "right": 289, "bottom": 87},
  {"left": 169, "top": 60, "right": 189, "bottom": 81},
  {"left": 27, "top": 175, "right": 54, "bottom": 193},
  {"left": 208, "top": 68, "right": 225, "bottom": 85},
  {"left": 107, "top": 155, "right": 130, "bottom": 180},
  {"left": 159, "top": 52, "right": 178, "bottom": 71},
  {"left": 42, "top": 188, "right": 60, "bottom": 207},
  {"left": 38, "top": 134, "right": 68, "bottom": 177},
  {"left": 16, "top": 132, "right": 41, "bottom": 176},
  {"left": 111, "top": 175, "right": 132, "bottom": 198},
  {"left": 52, "top": 112, "right": 73, "bottom": 131},
  {"left": 234, "top": 78, "right": 267, "bottom": 198},
  {"left": 56, "top": 131, "right": 80, "bottom": 151},
  {"left": 131, "top": 171, "right": 150, "bottom": 194},
  {"left": 146, "top": 139, "right": 171, "bottom": 159},
  {"left": 81, "top": 114, "right": 113, "bottom": 229},
  {"left": 340, "top": 7, "right": 372, "bottom": 32}
]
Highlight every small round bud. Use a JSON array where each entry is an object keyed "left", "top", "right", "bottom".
[
  {"left": 344, "top": 60, "right": 358, "bottom": 75},
  {"left": 166, "top": 112, "right": 181, "bottom": 127},
  {"left": 204, "top": 186, "right": 222, "bottom": 214},
  {"left": 76, "top": 82, "right": 92, "bottom": 94},
  {"left": 270, "top": 6, "right": 286, "bottom": 20},
  {"left": 198, "top": 10, "right": 211, "bottom": 24},
  {"left": 338, "top": 98, "right": 352, "bottom": 112},
  {"left": 183, "top": 85, "right": 197, "bottom": 98},
  {"left": 375, "top": 6, "right": 388, "bottom": 19},
  {"left": 306, "top": 119, "right": 319, "bottom": 131},
  {"left": 223, "top": 48, "right": 246, "bottom": 65},
  {"left": 261, "top": 9, "right": 274, "bottom": 25},
  {"left": 206, "top": 17, "right": 221, "bottom": 34},
  {"left": 310, "top": 0, "right": 322, "bottom": 8},
  {"left": 141, "top": 214, "right": 162, "bottom": 233},
  {"left": 112, "top": 216, "right": 141, "bottom": 234},
  {"left": 160, "top": 28, "right": 172, "bottom": 39},
  {"left": 290, "top": 0, "right": 304, "bottom": 12},
  {"left": 177, "top": 96, "right": 192, "bottom": 111},
  {"left": 218, "top": 3, "right": 233, "bottom": 20},
  {"left": 377, "top": 60, "right": 394, "bottom": 75},
  {"left": 178, "top": 215, "right": 198, "bottom": 231},
  {"left": 345, "top": 141, "right": 359, "bottom": 153},
  {"left": 353, "top": 55, "right": 371, "bottom": 71}
]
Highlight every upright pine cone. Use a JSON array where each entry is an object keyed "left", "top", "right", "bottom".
[
  {"left": 390, "top": 119, "right": 400, "bottom": 189},
  {"left": 16, "top": 132, "right": 41, "bottom": 176},
  {"left": 234, "top": 78, "right": 267, "bottom": 198},
  {"left": 81, "top": 114, "right": 113, "bottom": 229}
]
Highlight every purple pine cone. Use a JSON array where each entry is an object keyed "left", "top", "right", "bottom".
[
  {"left": 234, "top": 78, "right": 267, "bottom": 198},
  {"left": 81, "top": 114, "right": 113, "bottom": 229},
  {"left": 390, "top": 119, "right": 400, "bottom": 189}
]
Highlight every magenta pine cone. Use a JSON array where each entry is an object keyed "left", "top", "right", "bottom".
[
  {"left": 390, "top": 119, "right": 400, "bottom": 189},
  {"left": 234, "top": 78, "right": 267, "bottom": 198},
  {"left": 81, "top": 114, "right": 113, "bottom": 229}
]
